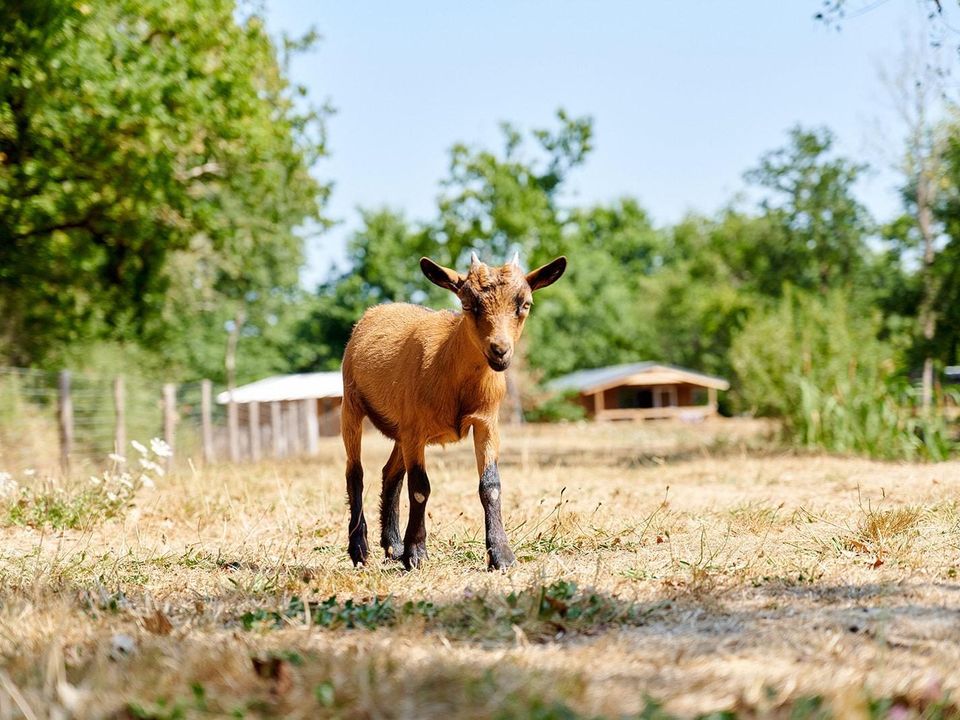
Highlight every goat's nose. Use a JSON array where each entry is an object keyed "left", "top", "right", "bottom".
[{"left": 490, "top": 342, "right": 510, "bottom": 359}]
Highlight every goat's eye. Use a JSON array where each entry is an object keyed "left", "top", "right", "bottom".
[{"left": 518, "top": 301, "right": 532, "bottom": 316}]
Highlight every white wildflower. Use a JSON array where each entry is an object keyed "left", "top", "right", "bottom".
[
  {"left": 0, "top": 472, "right": 17, "bottom": 496},
  {"left": 149, "top": 438, "right": 172, "bottom": 458},
  {"left": 108, "top": 453, "right": 126, "bottom": 464},
  {"left": 119, "top": 477, "right": 134, "bottom": 489},
  {"left": 141, "top": 476, "right": 155, "bottom": 489},
  {"left": 23, "top": 468, "right": 36, "bottom": 477},
  {"left": 130, "top": 440, "right": 147, "bottom": 455},
  {"left": 139, "top": 458, "right": 161, "bottom": 473},
  {"left": 107, "top": 492, "right": 118, "bottom": 502},
  {"left": 89, "top": 475, "right": 102, "bottom": 486}
]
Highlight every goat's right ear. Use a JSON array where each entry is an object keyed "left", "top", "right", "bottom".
[{"left": 420, "top": 257, "right": 463, "bottom": 292}]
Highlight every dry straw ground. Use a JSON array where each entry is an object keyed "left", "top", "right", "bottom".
[{"left": 0, "top": 420, "right": 959, "bottom": 719}]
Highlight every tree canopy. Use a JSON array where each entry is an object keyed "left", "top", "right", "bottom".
[
  {"left": 1, "top": 1, "right": 957, "bottom": 459},
  {"left": 0, "top": 0, "right": 327, "bottom": 376}
]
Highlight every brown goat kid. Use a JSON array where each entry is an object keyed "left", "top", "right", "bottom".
[{"left": 340, "top": 253, "right": 567, "bottom": 570}]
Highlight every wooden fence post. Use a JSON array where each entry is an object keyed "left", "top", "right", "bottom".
[
  {"left": 249, "top": 400, "right": 261, "bottom": 462},
  {"left": 303, "top": 398, "right": 319, "bottom": 456},
  {"left": 227, "top": 393, "right": 240, "bottom": 463},
  {"left": 286, "top": 402, "right": 302, "bottom": 456},
  {"left": 270, "top": 401, "right": 284, "bottom": 458},
  {"left": 163, "top": 383, "right": 177, "bottom": 471},
  {"left": 201, "top": 379, "right": 214, "bottom": 464},
  {"left": 58, "top": 370, "right": 73, "bottom": 475},
  {"left": 113, "top": 375, "right": 126, "bottom": 456}
]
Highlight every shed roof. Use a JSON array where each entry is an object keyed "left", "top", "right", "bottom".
[
  {"left": 547, "top": 362, "right": 730, "bottom": 393},
  {"left": 216, "top": 372, "right": 343, "bottom": 404}
]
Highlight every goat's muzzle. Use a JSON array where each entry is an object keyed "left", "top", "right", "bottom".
[{"left": 486, "top": 342, "right": 512, "bottom": 372}]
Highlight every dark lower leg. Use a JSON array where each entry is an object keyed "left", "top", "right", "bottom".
[
  {"left": 401, "top": 465, "right": 430, "bottom": 570},
  {"left": 480, "top": 463, "right": 515, "bottom": 570},
  {"left": 380, "top": 444, "right": 405, "bottom": 560},
  {"left": 346, "top": 461, "right": 368, "bottom": 566}
]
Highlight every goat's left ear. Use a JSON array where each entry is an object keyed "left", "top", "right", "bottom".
[
  {"left": 526, "top": 256, "right": 567, "bottom": 291},
  {"left": 420, "top": 257, "right": 463, "bottom": 292}
]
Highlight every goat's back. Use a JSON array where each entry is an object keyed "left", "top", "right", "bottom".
[{"left": 342, "top": 303, "right": 460, "bottom": 431}]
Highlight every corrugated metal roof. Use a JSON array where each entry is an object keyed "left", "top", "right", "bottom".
[
  {"left": 216, "top": 372, "right": 343, "bottom": 404},
  {"left": 547, "top": 362, "right": 655, "bottom": 393},
  {"left": 547, "top": 362, "right": 729, "bottom": 393}
]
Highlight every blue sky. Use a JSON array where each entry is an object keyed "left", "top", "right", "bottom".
[{"left": 263, "top": 1, "right": 943, "bottom": 287}]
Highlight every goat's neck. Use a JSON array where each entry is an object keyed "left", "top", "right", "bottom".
[{"left": 447, "top": 315, "right": 495, "bottom": 382}]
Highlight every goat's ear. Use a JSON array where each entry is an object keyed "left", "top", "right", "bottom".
[
  {"left": 526, "top": 256, "right": 567, "bottom": 291},
  {"left": 420, "top": 257, "right": 463, "bottom": 292}
]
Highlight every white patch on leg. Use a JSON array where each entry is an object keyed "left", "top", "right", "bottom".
[
  {"left": 414, "top": 492, "right": 426, "bottom": 503},
  {"left": 489, "top": 488, "right": 500, "bottom": 501}
]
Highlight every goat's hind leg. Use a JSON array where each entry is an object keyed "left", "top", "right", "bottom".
[
  {"left": 379, "top": 442, "right": 405, "bottom": 561},
  {"left": 341, "top": 396, "right": 368, "bottom": 566}
]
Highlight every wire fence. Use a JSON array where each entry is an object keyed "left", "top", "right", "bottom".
[{"left": 0, "top": 367, "right": 340, "bottom": 476}]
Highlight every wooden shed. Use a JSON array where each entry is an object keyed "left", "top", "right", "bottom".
[
  {"left": 548, "top": 362, "right": 729, "bottom": 421},
  {"left": 217, "top": 372, "right": 343, "bottom": 437}
]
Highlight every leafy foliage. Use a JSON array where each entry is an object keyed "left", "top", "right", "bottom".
[
  {"left": 731, "top": 290, "right": 955, "bottom": 460},
  {"left": 744, "top": 127, "right": 872, "bottom": 294},
  {"left": 1, "top": 0, "right": 957, "bottom": 461},
  {"left": 0, "top": 0, "right": 327, "bottom": 377}
]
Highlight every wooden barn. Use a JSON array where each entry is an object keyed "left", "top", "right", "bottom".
[
  {"left": 217, "top": 371, "right": 343, "bottom": 442},
  {"left": 548, "top": 362, "right": 729, "bottom": 421},
  {"left": 218, "top": 373, "right": 343, "bottom": 434}
]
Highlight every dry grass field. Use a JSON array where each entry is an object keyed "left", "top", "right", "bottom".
[{"left": 0, "top": 419, "right": 959, "bottom": 719}]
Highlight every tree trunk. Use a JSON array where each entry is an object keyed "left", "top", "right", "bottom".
[{"left": 917, "top": 174, "right": 937, "bottom": 415}]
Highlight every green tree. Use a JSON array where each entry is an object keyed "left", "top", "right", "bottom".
[
  {"left": 299, "top": 112, "right": 596, "bottom": 374},
  {"left": 744, "top": 126, "right": 872, "bottom": 294},
  {"left": 0, "top": 0, "right": 327, "bottom": 371},
  {"left": 295, "top": 209, "right": 437, "bottom": 371},
  {"left": 525, "top": 199, "right": 665, "bottom": 379},
  {"left": 437, "top": 109, "right": 592, "bottom": 265}
]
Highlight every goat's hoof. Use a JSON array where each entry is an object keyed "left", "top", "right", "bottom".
[
  {"left": 383, "top": 541, "right": 405, "bottom": 562},
  {"left": 486, "top": 545, "right": 516, "bottom": 571},
  {"left": 348, "top": 537, "right": 369, "bottom": 567},
  {"left": 401, "top": 543, "right": 427, "bottom": 571}
]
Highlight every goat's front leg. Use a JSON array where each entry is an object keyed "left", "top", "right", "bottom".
[
  {"left": 473, "top": 420, "right": 516, "bottom": 570},
  {"left": 400, "top": 440, "right": 430, "bottom": 570}
]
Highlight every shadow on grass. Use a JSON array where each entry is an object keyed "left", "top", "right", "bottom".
[
  {"left": 10, "top": 577, "right": 960, "bottom": 719},
  {"left": 108, "top": 642, "right": 958, "bottom": 720}
]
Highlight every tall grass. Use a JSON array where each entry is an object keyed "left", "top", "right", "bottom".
[
  {"left": 797, "top": 376, "right": 955, "bottom": 461},
  {"left": 732, "top": 289, "right": 957, "bottom": 461}
]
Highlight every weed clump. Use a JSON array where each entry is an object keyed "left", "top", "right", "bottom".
[{"left": 0, "top": 438, "right": 166, "bottom": 529}]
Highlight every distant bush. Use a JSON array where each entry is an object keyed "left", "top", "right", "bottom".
[
  {"left": 731, "top": 289, "right": 956, "bottom": 461},
  {"left": 524, "top": 390, "right": 586, "bottom": 423}
]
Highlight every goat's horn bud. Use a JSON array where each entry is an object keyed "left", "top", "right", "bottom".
[
  {"left": 509, "top": 250, "right": 520, "bottom": 267},
  {"left": 470, "top": 251, "right": 481, "bottom": 268}
]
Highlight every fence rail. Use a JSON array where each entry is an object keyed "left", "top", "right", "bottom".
[{"left": 0, "top": 367, "right": 333, "bottom": 475}]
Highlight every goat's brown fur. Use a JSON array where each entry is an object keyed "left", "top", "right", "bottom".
[{"left": 340, "top": 253, "right": 567, "bottom": 569}]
